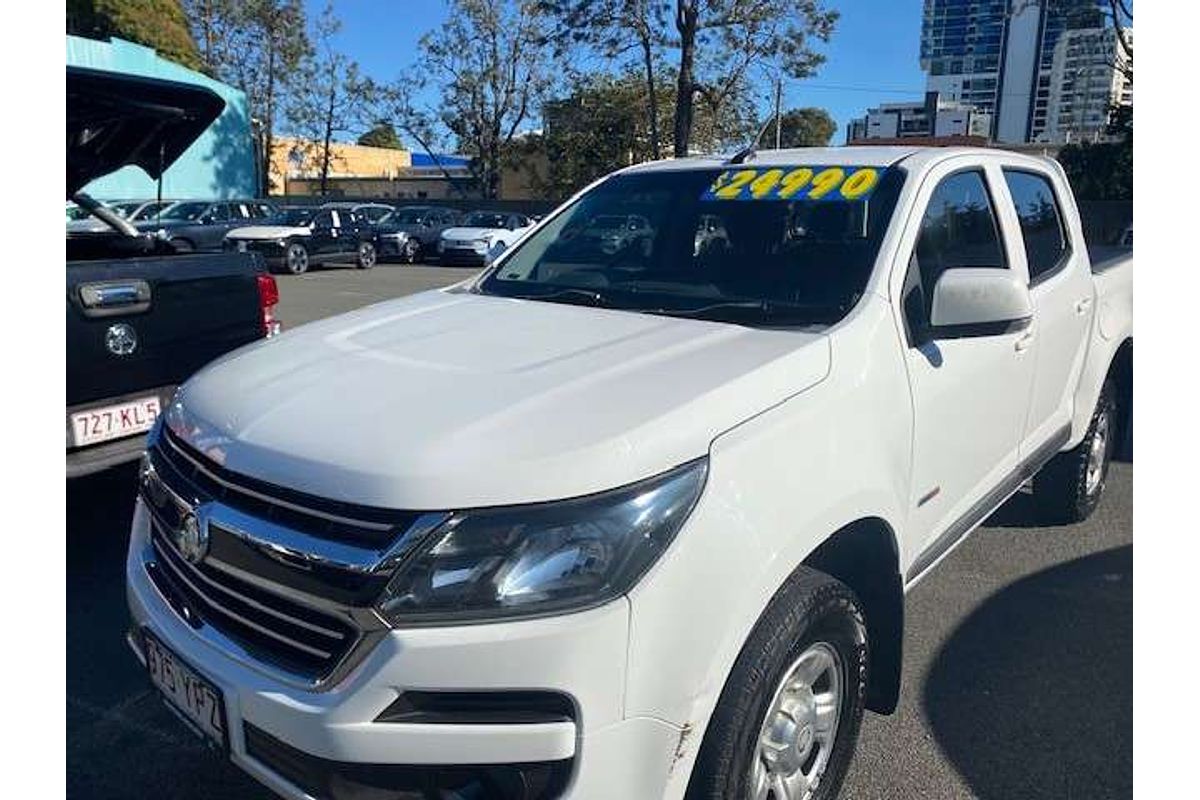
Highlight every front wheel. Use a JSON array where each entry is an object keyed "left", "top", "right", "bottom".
[
  {"left": 1032, "top": 379, "right": 1116, "bottom": 524},
  {"left": 686, "top": 568, "right": 868, "bottom": 800},
  {"left": 356, "top": 241, "right": 377, "bottom": 269},
  {"left": 401, "top": 238, "right": 420, "bottom": 264},
  {"left": 284, "top": 242, "right": 309, "bottom": 275}
]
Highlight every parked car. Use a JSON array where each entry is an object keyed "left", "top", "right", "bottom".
[
  {"left": 437, "top": 210, "right": 533, "bottom": 265},
  {"left": 67, "top": 198, "right": 179, "bottom": 233},
  {"left": 128, "top": 146, "right": 1131, "bottom": 800},
  {"left": 224, "top": 205, "right": 377, "bottom": 274},
  {"left": 321, "top": 201, "right": 395, "bottom": 225},
  {"left": 374, "top": 205, "right": 462, "bottom": 262},
  {"left": 67, "top": 67, "right": 279, "bottom": 478},
  {"left": 134, "top": 198, "right": 273, "bottom": 252}
]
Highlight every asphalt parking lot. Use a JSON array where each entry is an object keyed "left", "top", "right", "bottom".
[{"left": 67, "top": 263, "right": 1131, "bottom": 799}]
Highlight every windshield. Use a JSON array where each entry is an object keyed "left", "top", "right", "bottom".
[
  {"left": 279, "top": 208, "right": 315, "bottom": 226},
  {"left": 158, "top": 201, "right": 210, "bottom": 221},
  {"left": 463, "top": 212, "right": 508, "bottom": 228},
  {"left": 477, "top": 165, "right": 905, "bottom": 327},
  {"left": 383, "top": 209, "right": 427, "bottom": 225}
]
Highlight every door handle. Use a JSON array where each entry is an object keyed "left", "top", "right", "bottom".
[
  {"left": 1075, "top": 297, "right": 1093, "bottom": 314},
  {"left": 1014, "top": 330, "right": 1035, "bottom": 352}
]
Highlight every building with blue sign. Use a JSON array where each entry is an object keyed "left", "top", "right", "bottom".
[{"left": 66, "top": 35, "right": 258, "bottom": 200}]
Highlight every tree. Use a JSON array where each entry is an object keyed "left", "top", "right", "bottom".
[
  {"left": 285, "top": 1, "right": 366, "bottom": 195},
  {"left": 360, "top": 75, "right": 474, "bottom": 196},
  {"left": 195, "top": 0, "right": 310, "bottom": 192},
  {"left": 68, "top": 0, "right": 204, "bottom": 71},
  {"left": 669, "top": 0, "right": 837, "bottom": 157},
  {"left": 542, "top": 0, "right": 666, "bottom": 159},
  {"left": 420, "top": 0, "right": 557, "bottom": 199},
  {"left": 535, "top": 70, "right": 756, "bottom": 200},
  {"left": 776, "top": 107, "right": 836, "bottom": 148},
  {"left": 358, "top": 122, "right": 404, "bottom": 150}
]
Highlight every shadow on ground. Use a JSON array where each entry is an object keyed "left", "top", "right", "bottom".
[{"left": 922, "top": 545, "right": 1132, "bottom": 799}]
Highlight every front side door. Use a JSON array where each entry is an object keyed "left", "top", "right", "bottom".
[
  {"left": 894, "top": 163, "right": 1037, "bottom": 579},
  {"left": 309, "top": 210, "right": 337, "bottom": 255},
  {"left": 994, "top": 164, "right": 1094, "bottom": 456}
]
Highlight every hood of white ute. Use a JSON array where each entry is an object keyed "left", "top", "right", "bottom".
[{"left": 167, "top": 291, "right": 831, "bottom": 508}]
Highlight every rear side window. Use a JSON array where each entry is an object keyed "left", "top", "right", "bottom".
[
  {"left": 1002, "top": 169, "right": 1068, "bottom": 283},
  {"left": 209, "top": 203, "right": 230, "bottom": 222},
  {"left": 902, "top": 170, "right": 1007, "bottom": 339}
]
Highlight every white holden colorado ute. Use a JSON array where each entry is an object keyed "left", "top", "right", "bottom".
[{"left": 127, "top": 146, "right": 1132, "bottom": 800}]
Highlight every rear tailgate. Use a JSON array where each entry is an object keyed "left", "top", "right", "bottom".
[{"left": 67, "top": 252, "right": 265, "bottom": 407}]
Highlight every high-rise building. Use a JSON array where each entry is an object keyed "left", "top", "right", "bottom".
[
  {"left": 1041, "top": 27, "right": 1132, "bottom": 143},
  {"left": 919, "top": 0, "right": 1118, "bottom": 143}
]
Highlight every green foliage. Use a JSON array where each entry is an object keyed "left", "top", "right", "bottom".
[
  {"left": 535, "top": 71, "right": 756, "bottom": 200},
  {"left": 776, "top": 107, "right": 836, "bottom": 148},
  {"left": 1056, "top": 107, "right": 1132, "bottom": 201},
  {"left": 68, "top": 0, "right": 204, "bottom": 71},
  {"left": 358, "top": 122, "right": 403, "bottom": 150},
  {"left": 670, "top": 0, "right": 838, "bottom": 156}
]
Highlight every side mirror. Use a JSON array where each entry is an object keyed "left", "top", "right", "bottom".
[{"left": 929, "top": 268, "right": 1032, "bottom": 338}]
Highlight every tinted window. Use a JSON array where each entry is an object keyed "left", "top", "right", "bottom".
[
  {"left": 159, "top": 201, "right": 210, "bottom": 221},
  {"left": 312, "top": 210, "right": 335, "bottom": 228},
  {"left": 209, "top": 204, "right": 230, "bottom": 222},
  {"left": 1003, "top": 169, "right": 1068, "bottom": 282},
  {"left": 903, "top": 170, "right": 1007, "bottom": 337},
  {"left": 477, "top": 166, "right": 906, "bottom": 328}
]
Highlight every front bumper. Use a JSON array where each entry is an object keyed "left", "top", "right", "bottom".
[
  {"left": 126, "top": 499, "right": 681, "bottom": 799},
  {"left": 438, "top": 246, "right": 488, "bottom": 266}
]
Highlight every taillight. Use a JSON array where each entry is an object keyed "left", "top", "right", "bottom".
[{"left": 256, "top": 273, "right": 281, "bottom": 338}]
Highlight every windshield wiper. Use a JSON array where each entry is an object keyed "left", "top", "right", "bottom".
[
  {"left": 629, "top": 298, "right": 838, "bottom": 326},
  {"left": 502, "top": 287, "right": 611, "bottom": 309}
]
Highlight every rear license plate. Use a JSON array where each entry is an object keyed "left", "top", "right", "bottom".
[
  {"left": 143, "top": 629, "right": 228, "bottom": 750},
  {"left": 70, "top": 395, "right": 160, "bottom": 447}
]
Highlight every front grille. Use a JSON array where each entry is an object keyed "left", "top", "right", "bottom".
[
  {"left": 139, "top": 426, "right": 425, "bottom": 685},
  {"left": 146, "top": 518, "right": 360, "bottom": 678}
]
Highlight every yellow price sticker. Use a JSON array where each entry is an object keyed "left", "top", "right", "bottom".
[{"left": 702, "top": 166, "right": 883, "bottom": 202}]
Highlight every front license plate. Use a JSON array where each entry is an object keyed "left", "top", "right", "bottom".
[
  {"left": 143, "top": 630, "right": 228, "bottom": 750},
  {"left": 70, "top": 395, "right": 161, "bottom": 447}
]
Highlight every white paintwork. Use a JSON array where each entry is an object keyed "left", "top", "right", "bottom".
[
  {"left": 439, "top": 223, "right": 532, "bottom": 251},
  {"left": 131, "top": 146, "right": 1132, "bottom": 800},
  {"left": 929, "top": 268, "right": 1033, "bottom": 328},
  {"left": 226, "top": 225, "right": 311, "bottom": 240}
]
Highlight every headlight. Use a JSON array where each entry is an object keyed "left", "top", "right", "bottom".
[{"left": 376, "top": 459, "right": 707, "bottom": 625}]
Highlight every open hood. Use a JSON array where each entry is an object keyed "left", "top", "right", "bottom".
[{"left": 66, "top": 66, "right": 225, "bottom": 197}]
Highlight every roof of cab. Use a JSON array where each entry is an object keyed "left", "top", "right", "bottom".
[{"left": 617, "top": 145, "right": 1048, "bottom": 175}]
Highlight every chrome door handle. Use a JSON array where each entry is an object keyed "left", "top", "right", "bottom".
[
  {"left": 1075, "top": 297, "right": 1093, "bottom": 314},
  {"left": 1014, "top": 331, "right": 1035, "bottom": 352}
]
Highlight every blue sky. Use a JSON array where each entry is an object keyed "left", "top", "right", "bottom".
[{"left": 309, "top": 0, "right": 928, "bottom": 145}]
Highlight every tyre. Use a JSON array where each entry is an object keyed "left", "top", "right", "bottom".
[
  {"left": 687, "top": 568, "right": 869, "bottom": 800},
  {"left": 357, "top": 241, "right": 377, "bottom": 269},
  {"left": 284, "top": 242, "right": 309, "bottom": 275},
  {"left": 1032, "top": 379, "right": 1116, "bottom": 524},
  {"left": 401, "top": 238, "right": 420, "bottom": 264}
]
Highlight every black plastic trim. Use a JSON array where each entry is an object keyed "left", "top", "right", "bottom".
[
  {"left": 906, "top": 425, "right": 1070, "bottom": 582},
  {"left": 244, "top": 722, "right": 573, "bottom": 800},
  {"left": 374, "top": 691, "right": 576, "bottom": 726}
]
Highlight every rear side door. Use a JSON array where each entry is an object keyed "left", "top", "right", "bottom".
[
  {"left": 994, "top": 163, "right": 1094, "bottom": 456},
  {"left": 894, "top": 162, "right": 1037, "bottom": 580},
  {"left": 308, "top": 209, "right": 338, "bottom": 255}
]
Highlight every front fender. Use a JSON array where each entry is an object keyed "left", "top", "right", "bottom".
[{"left": 623, "top": 298, "right": 913, "bottom": 798}]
